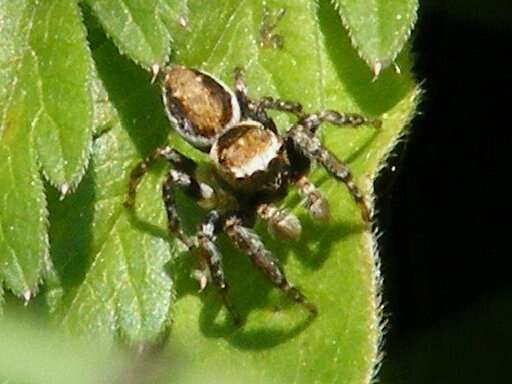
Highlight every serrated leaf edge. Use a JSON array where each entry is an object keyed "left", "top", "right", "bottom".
[
  {"left": 39, "top": 0, "right": 95, "bottom": 194},
  {"left": 329, "top": 0, "right": 419, "bottom": 73},
  {"left": 0, "top": 1, "right": 48, "bottom": 299},
  {"left": 85, "top": 0, "right": 171, "bottom": 69},
  {"left": 363, "top": 86, "right": 420, "bottom": 383}
]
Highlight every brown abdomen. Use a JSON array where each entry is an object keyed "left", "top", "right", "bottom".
[{"left": 164, "top": 66, "right": 233, "bottom": 138}]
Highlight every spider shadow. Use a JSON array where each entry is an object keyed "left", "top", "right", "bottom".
[
  {"left": 170, "top": 235, "right": 318, "bottom": 350},
  {"left": 199, "top": 298, "right": 316, "bottom": 350},
  {"left": 164, "top": 196, "right": 366, "bottom": 351},
  {"left": 267, "top": 216, "right": 366, "bottom": 271},
  {"left": 121, "top": 182, "right": 315, "bottom": 350},
  {"left": 125, "top": 208, "right": 171, "bottom": 243}
]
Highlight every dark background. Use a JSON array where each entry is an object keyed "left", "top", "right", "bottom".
[{"left": 376, "top": 2, "right": 511, "bottom": 382}]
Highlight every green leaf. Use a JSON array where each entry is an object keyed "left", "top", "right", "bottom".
[
  {"left": 159, "top": 0, "right": 417, "bottom": 383},
  {"left": 0, "top": 0, "right": 92, "bottom": 300},
  {"left": 38, "top": 0, "right": 419, "bottom": 381},
  {"left": 29, "top": 0, "right": 93, "bottom": 188},
  {"left": 331, "top": 0, "right": 418, "bottom": 73},
  {"left": 0, "top": 281, "right": 4, "bottom": 314},
  {"left": 0, "top": 105, "right": 46, "bottom": 298},
  {"left": 85, "top": 0, "right": 170, "bottom": 67},
  {"left": 50, "top": 41, "right": 174, "bottom": 343}
]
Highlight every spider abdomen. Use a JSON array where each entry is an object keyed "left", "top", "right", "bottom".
[{"left": 162, "top": 66, "right": 241, "bottom": 150}]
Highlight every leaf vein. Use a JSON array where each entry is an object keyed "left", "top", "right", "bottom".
[
  {"left": 203, "top": 0, "right": 246, "bottom": 67},
  {"left": 118, "top": 0, "right": 160, "bottom": 58},
  {"left": 311, "top": 0, "right": 326, "bottom": 109},
  {"left": 116, "top": 230, "right": 144, "bottom": 331},
  {"left": 64, "top": 207, "right": 124, "bottom": 323}
]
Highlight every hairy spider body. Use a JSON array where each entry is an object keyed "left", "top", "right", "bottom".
[
  {"left": 125, "top": 65, "right": 380, "bottom": 324},
  {"left": 163, "top": 66, "right": 241, "bottom": 149},
  {"left": 211, "top": 121, "right": 287, "bottom": 192}
]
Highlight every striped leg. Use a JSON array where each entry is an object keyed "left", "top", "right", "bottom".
[
  {"left": 126, "top": 146, "right": 215, "bottom": 248},
  {"left": 196, "top": 211, "right": 240, "bottom": 325},
  {"left": 233, "top": 67, "right": 279, "bottom": 133},
  {"left": 224, "top": 214, "right": 317, "bottom": 315},
  {"left": 162, "top": 168, "right": 214, "bottom": 249},
  {"left": 287, "top": 126, "right": 371, "bottom": 222},
  {"left": 300, "top": 110, "right": 381, "bottom": 133},
  {"left": 233, "top": 68, "right": 304, "bottom": 118},
  {"left": 124, "top": 146, "right": 199, "bottom": 208},
  {"left": 256, "top": 96, "right": 305, "bottom": 119}
]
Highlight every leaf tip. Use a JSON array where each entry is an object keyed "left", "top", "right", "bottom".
[
  {"left": 393, "top": 62, "right": 402, "bottom": 75},
  {"left": 59, "top": 183, "right": 71, "bottom": 200},
  {"left": 23, "top": 290, "right": 32, "bottom": 305},
  {"left": 372, "top": 61, "right": 383, "bottom": 81},
  {"left": 150, "top": 64, "right": 161, "bottom": 84}
]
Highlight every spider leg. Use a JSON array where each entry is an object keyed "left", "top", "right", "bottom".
[
  {"left": 224, "top": 213, "right": 317, "bottom": 315},
  {"left": 233, "top": 66, "right": 250, "bottom": 109},
  {"left": 125, "top": 146, "right": 200, "bottom": 208},
  {"left": 300, "top": 110, "right": 381, "bottom": 133},
  {"left": 294, "top": 175, "right": 330, "bottom": 222},
  {"left": 196, "top": 211, "right": 240, "bottom": 325},
  {"left": 256, "top": 96, "right": 305, "bottom": 119},
  {"left": 256, "top": 202, "right": 302, "bottom": 240},
  {"left": 286, "top": 126, "right": 371, "bottom": 222},
  {"left": 162, "top": 168, "right": 215, "bottom": 249},
  {"left": 233, "top": 67, "right": 304, "bottom": 120},
  {"left": 233, "top": 67, "right": 279, "bottom": 133},
  {"left": 126, "top": 146, "right": 215, "bottom": 248}
]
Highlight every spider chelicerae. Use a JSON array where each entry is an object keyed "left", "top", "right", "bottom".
[{"left": 124, "top": 65, "right": 380, "bottom": 324}]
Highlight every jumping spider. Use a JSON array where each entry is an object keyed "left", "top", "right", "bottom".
[{"left": 125, "top": 65, "right": 380, "bottom": 324}]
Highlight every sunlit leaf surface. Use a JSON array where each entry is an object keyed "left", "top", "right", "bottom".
[
  {"left": 2, "top": 0, "right": 418, "bottom": 382},
  {"left": 142, "top": 0, "right": 416, "bottom": 382},
  {"left": 331, "top": 0, "right": 418, "bottom": 73},
  {"left": 50, "top": 42, "right": 175, "bottom": 343},
  {"left": 0, "top": 0, "right": 92, "bottom": 299},
  {"left": 85, "top": 0, "right": 171, "bottom": 67}
]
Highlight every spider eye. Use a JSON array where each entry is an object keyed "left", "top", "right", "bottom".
[{"left": 162, "top": 66, "right": 241, "bottom": 150}]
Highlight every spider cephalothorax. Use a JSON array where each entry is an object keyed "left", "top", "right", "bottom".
[
  {"left": 125, "top": 65, "right": 380, "bottom": 324},
  {"left": 211, "top": 121, "right": 287, "bottom": 192}
]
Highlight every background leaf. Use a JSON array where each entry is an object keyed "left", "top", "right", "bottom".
[
  {"left": 49, "top": 41, "right": 175, "bottom": 343},
  {"left": 0, "top": 315, "right": 125, "bottom": 384},
  {"left": 84, "top": 0, "right": 171, "bottom": 67},
  {"left": 0, "top": 283, "right": 3, "bottom": 314},
  {"left": 0, "top": 0, "right": 93, "bottom": 300},
  {"left": 331, "top": 0, "right": 419, "bottom": 73},
  {"left": 29, "top": 0, "right": 93, "bottom": 189}
]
